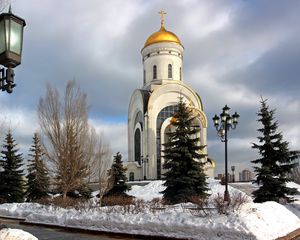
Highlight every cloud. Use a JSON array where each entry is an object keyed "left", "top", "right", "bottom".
[{"left": 0, "top": 104, "right": 38, "bottom": 155}]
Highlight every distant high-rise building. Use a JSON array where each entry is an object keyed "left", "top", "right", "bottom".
[
  {"left": 216, "top": 173, "right": 235, "bottom": 183},
  {"left": 239, "top": 169, "right": 254, "bottom": 182},
  {"left": 217, "top": 173, "right": 224, "bottom": 180}
]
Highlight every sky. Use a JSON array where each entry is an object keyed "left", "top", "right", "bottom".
[{"left": 0, "top": 0, "right": 299, "bottom": 177}]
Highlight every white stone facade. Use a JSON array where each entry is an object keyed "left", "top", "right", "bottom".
[{"left": 127, "top": 25, "right": 214, "bottom": 181}]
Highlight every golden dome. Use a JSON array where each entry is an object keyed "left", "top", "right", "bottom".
[{"left": 144, "top": 26, "right": 182, "bottom": 48}]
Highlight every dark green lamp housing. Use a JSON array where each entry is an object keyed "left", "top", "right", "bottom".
[
  {"left": 0, "top": 6, "right": 26, "bottom": 68},
  {"left": 0, "top": 6, "right": 26, "bottom": 93}
]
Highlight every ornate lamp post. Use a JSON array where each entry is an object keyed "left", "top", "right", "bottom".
[
  {"left": 0, "top": 6, "right": 26, "bottom": 93},
  {"left": 231, "top": 165, "right": 235, "bottom": 183},
  {"left": 212, "top": 105, "right": 239, "bottom": 202}
]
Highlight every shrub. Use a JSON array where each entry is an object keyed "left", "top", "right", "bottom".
[
  {"left": 187, "top": 195, "right": 209, "bottom": 216},
  {"left": 212, "top": 192, "right": 249, "bottom": 215},
  {"left": 102, "top": 195, "right": 134, "bottom": 206}
]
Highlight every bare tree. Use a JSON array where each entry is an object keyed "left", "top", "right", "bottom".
[
  {"left": 38, "top": 81, "right": 91, "bottom": 200},
  {"left": 292, "top": 166, "right": 300, "bottom": 184},
  {"left": 88, "top": 127, "right": 113, "bottom": 204},
  {"left": 98, "top": 172, "right": 115, "bottom": 205}
]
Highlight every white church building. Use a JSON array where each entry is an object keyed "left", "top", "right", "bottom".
[{"left": 126, "top": 12, "right": 214, "bottom": 181}]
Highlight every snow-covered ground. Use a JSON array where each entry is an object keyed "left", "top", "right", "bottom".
[
  {"left": 0, "top": 228, "right": 38, "bottom": 240},
  {"left": 0, "top": 179, "right": 299, "bottom": 240}
]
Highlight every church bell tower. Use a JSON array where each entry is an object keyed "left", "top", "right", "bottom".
[
  {"left": 142, "top": 10, "right": 184, "bottom": 88},
  {"left": 126, "top": 11, "right": 213, "bottom": 181}
]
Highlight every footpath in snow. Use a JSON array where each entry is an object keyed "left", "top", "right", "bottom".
[{"left": 0, "top": 179, "right": 299, "bottom": 240}]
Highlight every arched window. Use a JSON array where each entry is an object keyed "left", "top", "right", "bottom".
[
  {"left": 180, "top": 67, "right": 182, "bottom": 80},
  {"left": 134, "top": 129, "right": 141, "bottom": 164},
  {"left": 134, "top": 111, "right": 143, "bottom": 130},
  {"left": 129, "top": 172, "right": 134, "bottom": 181},
  {"left": 153, "top": 65, "right": 157, "bottom": 79},
  {"left": 168, "top": 64, "right": 172, "bottom": 79}
]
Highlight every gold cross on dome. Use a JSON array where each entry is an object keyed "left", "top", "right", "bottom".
[{"left": 158, "top": 10, "right": 167, "bottom": 27}]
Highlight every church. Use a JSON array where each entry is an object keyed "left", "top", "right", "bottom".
[{"left": 126, "top": 12, "right": 215, "bottom": 181}]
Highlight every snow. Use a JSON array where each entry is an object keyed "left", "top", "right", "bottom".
[
  {"left": 0, "top": 179, "right": 299, "bottom": 240},
  {"left": 128, "top": 180, "right": 165, "bottom": 201},
  {"left": 284, "top": 181, "right": 300, "bottom": 218},
  {"left": 0, "top": 228, "right": 38, "bottom": 240}
]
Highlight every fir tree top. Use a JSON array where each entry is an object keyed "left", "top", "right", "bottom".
[
  {"left": 26, "top": 132, "right": 50, "bottom": 202},
  {"left": 1, "top": 130, "right": 24, "bottom": 172},
  {"left": 0, "top": 130, "right": 25, "bottom": 203},
  {"left": 105, "top": 152, "right": 131, "bottom": 196},
  {"left": 252, "top": 98, "right": 300, "bottom": 203}
]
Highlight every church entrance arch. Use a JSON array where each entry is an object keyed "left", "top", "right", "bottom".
[
  {"left": 156, "top": 105, "right": 178, "bottom": 179},
  {"left": 129, "top": 172, "right": 134, "bottom": 181},
  {"left": 160, "top": 122, "right": 176, "bottom": 176}
]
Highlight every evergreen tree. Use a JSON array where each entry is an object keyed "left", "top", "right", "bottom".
[
  {"left": 0, "top": 131, "right": 25, "bottom": 203},
  {"left": 105, "top": 152, "right": 131, "bottom": 196},
  {"left": 161, "top": 99, "right": 209, "bottom": 204},
  {"left": 252, "top": 98, "right": 300, "bottom": 203},
  {"left": 26, "top": 133, "right": 50, "bottom": 202}
]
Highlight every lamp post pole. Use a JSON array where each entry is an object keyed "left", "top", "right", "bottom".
[
  {"left": 213, "top": 105, "right": 239, "bottom": 202},
  {"left": 224, "top": 119, "right": 229, "bottom": 200}
]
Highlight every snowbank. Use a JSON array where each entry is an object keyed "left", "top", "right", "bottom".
[
  {"left": 0, "top": 179, "right": 299, "bottom": 240},
  {"left": 284, "top": 181, "right": 300, "bottom": 218},
  {"left": 0, "top": 228, "right": 38, "bottom": 240},
  {"left": 128, "top": 180, "right": 165, "bottom": 201}
]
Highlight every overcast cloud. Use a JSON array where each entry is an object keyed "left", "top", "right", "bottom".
[{"left": 0, "top": 0, "right": 299, "bottom": 176}]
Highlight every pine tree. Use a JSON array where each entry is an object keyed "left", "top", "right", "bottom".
[
  {"left": 161, "top": 99, "right": 209, "bottom": 204},
  {"left": 105, "top": 152, "right": 131, "bottom": 196},
  {"left": 0, "top": 131, "right": 25, "bottom": 203},
  {"left": 26, "top": 133, "right": 50, "bottom": 202},
  {"left": 252, "top": 98, "right": 300, "bottom": 203}
]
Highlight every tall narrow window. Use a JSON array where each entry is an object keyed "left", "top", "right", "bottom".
[
  {"left": 153, "top": 65, "right": 157, "bottom": 79},
  {"left": 143, "top": 70, "right": 146, "bottom": 84},
  {"left": 180, "top": 67, "right": 182, "bottom": 80},
  {"left": 168, "top": 64, "right": 172, "bottom": 79},
  {"left": 134, "top": 129, "right": 141, "bottom": 164}
]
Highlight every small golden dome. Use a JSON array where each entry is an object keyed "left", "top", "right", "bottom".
[
  {"left": 170, "top": 116, "right": 177, "bottom": 124},
  {"left": 144, "top": 26, "right": 182, "bottom": 48},
  {"left": 207, "top": 158, "right": 216, "bottom": 168}
]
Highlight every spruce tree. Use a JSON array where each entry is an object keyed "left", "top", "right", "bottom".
[
  {"left": 252, "top": 98, "right": 299, "bottom": 203},
  {"left": 26, "top": 133, "right": 50, "bottom": 202},
  {"left": 0, "top": 131, "right": 25, "bottom": 203},
  {"left": 161, "top": 99, "right": 209, "bottom": 204},
  {"left": 105, "top": 152, "right": 131, "bottom": 196}
]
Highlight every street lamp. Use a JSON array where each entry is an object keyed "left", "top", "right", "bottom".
[
  {"left": 231, "top": 165, "right": 235, "bottom": 183},
  {"left": 213, "top": 105, "right": 239, "bottom": 202},
  {"left": 141, "top": 155, "right": 148, "bottom": 180},
  {"left": 0, "top": 6, "right": 26, "bottom": 93}
]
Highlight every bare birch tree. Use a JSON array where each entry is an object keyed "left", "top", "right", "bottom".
[{"left": 38, "top": 81, "right": 91, "bottom": 200}]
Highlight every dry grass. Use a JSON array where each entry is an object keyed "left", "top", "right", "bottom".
[{"left": 37, "top": 196, "right": 89, "bottom": 209}]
